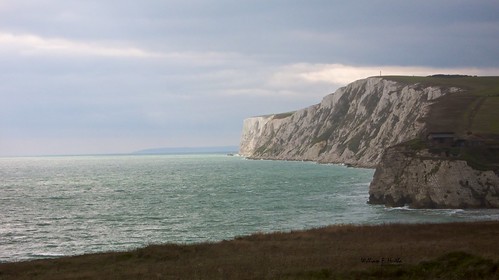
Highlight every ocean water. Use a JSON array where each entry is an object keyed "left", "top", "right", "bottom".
[{"left": 1, "top": 154, "right": 499, "bottom": 263}]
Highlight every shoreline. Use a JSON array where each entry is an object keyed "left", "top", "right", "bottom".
[
  {"left": 1, "top": 221, "right": 499, "bottom": 279},
  {"left": 244, "top": 155, "right": 376, "bottom": 169}
]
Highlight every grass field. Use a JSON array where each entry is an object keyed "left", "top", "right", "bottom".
[
  {"left": 471, "top": 96, "right": 499, "bottom": 134},
  {"left": 1, "top": 222, "right": 499, "bottom": 279}
]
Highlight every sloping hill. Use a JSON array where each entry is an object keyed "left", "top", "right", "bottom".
[{"left": 385, "top": 75, "right": 499, "bottom": 137}]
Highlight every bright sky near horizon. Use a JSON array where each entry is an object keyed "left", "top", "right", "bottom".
[{"left": 1, "top": 0, "right": 499, "bottom": 156}]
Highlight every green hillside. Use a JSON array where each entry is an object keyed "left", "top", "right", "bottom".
[
  {"left": 385, "top": 75, "right": 499, "bottom": 136},
  {"left": 385, "top": 75, "right": 499, "bottom": 171}
]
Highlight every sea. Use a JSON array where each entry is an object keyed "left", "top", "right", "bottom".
[{"left": 1, "top": 153, "right": 499, "bottom": 263}]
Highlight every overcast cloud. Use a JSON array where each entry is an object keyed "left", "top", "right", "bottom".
[{"left": 1, "top": 0, "right": 499, "bottom": 156}]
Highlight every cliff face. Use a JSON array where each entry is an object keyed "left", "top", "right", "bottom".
[
  {"left": 239, "top": 77, "right": 459, "bottom": 167},
  {"left": 368, "top": 146, "right": 499, "bottom": 208},
  {"left": 239, "top": 76, "right": 499, "bottom": 208}
]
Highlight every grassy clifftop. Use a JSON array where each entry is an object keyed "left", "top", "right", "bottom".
[
  {"left": 384, "top": 75, "right": 499, "bottom": 171},
  {"left": 385, "top": 75, "right": 499, "bottom": 136}
]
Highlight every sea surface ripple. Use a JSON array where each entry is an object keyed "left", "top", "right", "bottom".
[{"left": 1, "top": 154, "right": 498, "bottom": 262}]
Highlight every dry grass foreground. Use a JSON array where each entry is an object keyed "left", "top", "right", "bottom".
[{"left": 1, "top": 221, "right": 499, "bottom": 279}]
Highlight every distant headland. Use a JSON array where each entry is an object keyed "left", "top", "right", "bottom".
[{"left": 133, "top": 146, "right": 239, "bottom": 155}]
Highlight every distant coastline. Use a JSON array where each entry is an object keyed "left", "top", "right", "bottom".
[{"left": 133, "top": 145, "right": 239, "bottom": 155}]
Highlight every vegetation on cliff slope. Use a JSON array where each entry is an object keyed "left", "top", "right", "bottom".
[
  {"left": 385, "top": 75, "right": 499, "bottom": 171},
  {"left": 385, "top": 75, "right": 499, "bottom": 135}
]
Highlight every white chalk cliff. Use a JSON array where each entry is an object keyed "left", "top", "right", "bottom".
[
  {"left": 239, "top": 76, "right": 499, "bottom": 208},
  {"left": 369, "top": 145, "right": 499, "bottom": 208},
  {"left": 239, "top": 77, "right": 458, "bottom": 167}
]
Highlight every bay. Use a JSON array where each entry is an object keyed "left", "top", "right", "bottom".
[{"left": 1, "top": 154, "right": 498, "bottom": 262}]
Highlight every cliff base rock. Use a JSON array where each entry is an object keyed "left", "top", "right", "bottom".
[{"left": 369, "top": 146, "right": 499, "bottom": 208}]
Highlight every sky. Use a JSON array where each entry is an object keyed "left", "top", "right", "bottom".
[{"left": 1, "top": 0, "right": 499, "bottom": 156}]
